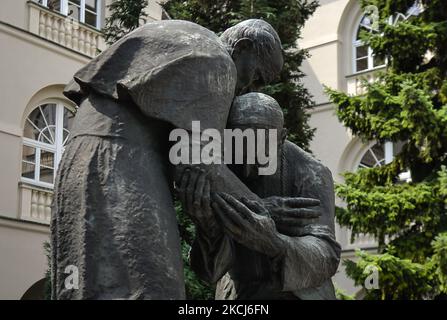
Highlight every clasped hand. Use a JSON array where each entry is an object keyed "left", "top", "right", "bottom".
[{"left": 177, "top": 168, "right": 321, "bottom": 257}]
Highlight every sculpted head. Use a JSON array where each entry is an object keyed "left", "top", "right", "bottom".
[
  {"left": 220, "top": 19, "right": 283, "bottom": 95},
  {"left": 227, "top": 93, "right": 287, "bottom": 179}
]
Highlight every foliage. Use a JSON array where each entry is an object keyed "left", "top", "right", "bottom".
[
  {"left": 431, "top": 232, "right": 447, "bottom": 294},
  {"left": 175, "top": 201, "right": 215, "bottom": 300},
  {"left": 344, "top": 250, "right": 434, "bottom": 300},
  {"left": 102, "top": 0, "right": 148, "bottom": 44},
  {"left": 327, "top": 0, "right": 447, "bottom": 299},
  {"left": 163, "top": 0, "right": 319, "bottom": 151},
  {"left": 345, "top": 233, "right": 447, "bottom": 300},
  {"left": 335, "top": 287, "right": 355, "bottom": 300}
]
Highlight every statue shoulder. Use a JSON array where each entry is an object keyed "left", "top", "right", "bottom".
[
  {"left": 283, "top": 140, "right": 333, "bottom": 180},
  {"left": 64, "top": 20, "right": 236, "bottom": 132}
]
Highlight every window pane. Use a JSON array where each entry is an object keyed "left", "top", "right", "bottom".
[
  {"left": 24, "top": 104, "right": 57, "bottom": 144},
  {"left": 39, "top": 104, "right": 57, "bottom": 142},
  {"left": 356, "top": 45, "right": 368, "bottom": 59},
  {"left": 47, "top": 0, "right": 61, "bottom": 11},
  {"left": 40, "top": 150, "right": 55, "bottom": 184},
  {"left": 85, "top": 10, "right": 97, "bottom": 27},
  {"left": 359, "top": 144, "right": 386, "bottom": 168},
  {"left": 68, "top": 3, "right": 80, "bottom": 20},
  {"left": 85, "top": 0, "right": 97, "bottom": 11},
  {"left": 393, "top": 141, "right": 405, "bottom": 156},
  {"left": 63, "top": 107, "right": 75, "bottom": 130},
  {"left": 40, "top": 150, "right": 54, "bottom": 168},
  {"left": 356, "top": 58, "right": 368, "bottom": 72},
  {"left": 359, "top": 16, "right": 372, "bottom": 30},
  {"left": 373, "top": 54, "right": 385, "bottom": 67},
  {"left": 22, "top": 145, "right": 36, "bottom": 179},
  {"left": 63, "top": 108, "right": 75, "bottom": 145},
  {"left": 22, "top": 162, "right": 36, "bottom": 179},
  {"left": 40, "top": 167, "right": 54, "bottom": 183},
  {"left": 360, "top": 150, "right": 375, "bottom": 168},
  {"left": 370, "top": 144, "right": 385, "bottom": 164},
  {"left": 23, "top": 120, "right": 37, "bottom": 141},
  {"left": 407, "top": 2, "right": 423, "bottom": 17}
]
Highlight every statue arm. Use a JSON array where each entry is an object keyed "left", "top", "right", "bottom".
[
  {"left": 176, "top": 164, "right": 262, "bottom": 284},
  {"left": 279, "top": 166, "right": 341, "bottom": 291},
  {"left": 279, "top": 225, "right": 341, "bottom": 291},
  {"left": 175, "top": 163, "right": 263, "bottom": 201}
]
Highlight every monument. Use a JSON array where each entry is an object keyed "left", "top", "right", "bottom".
[
  {"left": 179, "top": 93, "right": 341, "bottom": 299},
  {"left": 51, "top": 19, "right": 340, "bottom": 300}
]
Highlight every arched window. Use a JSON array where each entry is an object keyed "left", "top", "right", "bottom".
[
  {"left": 358, "top": 142, "right": 394, "bottom": 169},
  {"left": 353, "top": 2, "right": 424, "bottom": 73},
  {"left": 21, "top": 103, "right": 75, "bottom": 188},
  {"left": 357, "top": 141, "right": 411, "bottom": 182},
  {"left": 353, "top": 15, "right": 385, "bottom": 73}
]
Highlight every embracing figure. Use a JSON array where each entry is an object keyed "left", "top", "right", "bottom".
[
  {"left": 180, "top": 93, "right": 341, "bottom": 300},
  {"left": 51, "top": 18, "right": 340, "bottom": 300}
]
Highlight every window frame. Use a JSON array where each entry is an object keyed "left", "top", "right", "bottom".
[
  {"left": 352, "top": 14, "right": 386, "bottom": 74},
  {"left": 21, "top": 102, "right": 75, "bottom": 189},
  {"left": 356, "top": 141, "right": 412, "bottom": 182},
  {"left": 357, "top": 141, "right": 394, "bottom": 169},
  {"left": 37, "top": 0, "right": 102, "bottom": 29}
]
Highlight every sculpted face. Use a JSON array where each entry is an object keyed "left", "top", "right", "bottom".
[
  {"left": 231, "top": 38, "right": 283, "bottom": 95},
  {"left": 227, "top": 92, "right": 287, "bottom": 180},
  {"left": 232, "top": 39, "right": 260, "bottom": 95}
]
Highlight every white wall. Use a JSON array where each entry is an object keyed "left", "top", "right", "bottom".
[
  {"left": 0, "top": 0, "right": 165, "bottom": 299},
  {"left": 300, "top": 0, "right": 377, "bottom": 296},
  {"left": 0, "top": 218, "right": 49, "bottom": 299}
]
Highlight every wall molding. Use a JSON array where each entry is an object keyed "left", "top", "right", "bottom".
[{"left": 0, "top": 215, "right": 49, "bottom": 234}]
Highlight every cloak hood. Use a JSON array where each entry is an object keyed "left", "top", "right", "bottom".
[{"left": 64, "top": 20, "right": 237, "bottom": 133}]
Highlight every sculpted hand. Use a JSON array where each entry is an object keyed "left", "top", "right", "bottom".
[
  {"left": 212, "top": 193, "right": 286, "bottom": 258},
  {"left": 260, "top": 196, "right": 321, "bottom": 236},
  {"left": 177, "top": 168, "right": 219, "bottom": 235}
]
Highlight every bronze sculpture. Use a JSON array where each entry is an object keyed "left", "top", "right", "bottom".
[
  {"left": 180, "top": 93, "right": 341, "bottom": 299},
  {"left": 51, "top": 18, "right": 340, "bottom": 300}
]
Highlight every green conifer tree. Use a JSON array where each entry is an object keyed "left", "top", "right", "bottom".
[
  {"left": 326, "top": 0, "right": 447, "bottom": 299},
  {"left": 103, "top": 0, "right": 148, "bottom": 44}
]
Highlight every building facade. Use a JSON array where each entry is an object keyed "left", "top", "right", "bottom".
[
  {"left": 0, "top": 0, "right": 385, "bottom": 299},
  {"left": 300, "top": 0, "right": 397, "bottom": 296},
  {"left": 0, "top": 0, "right": 166, "bottom": 299}
]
